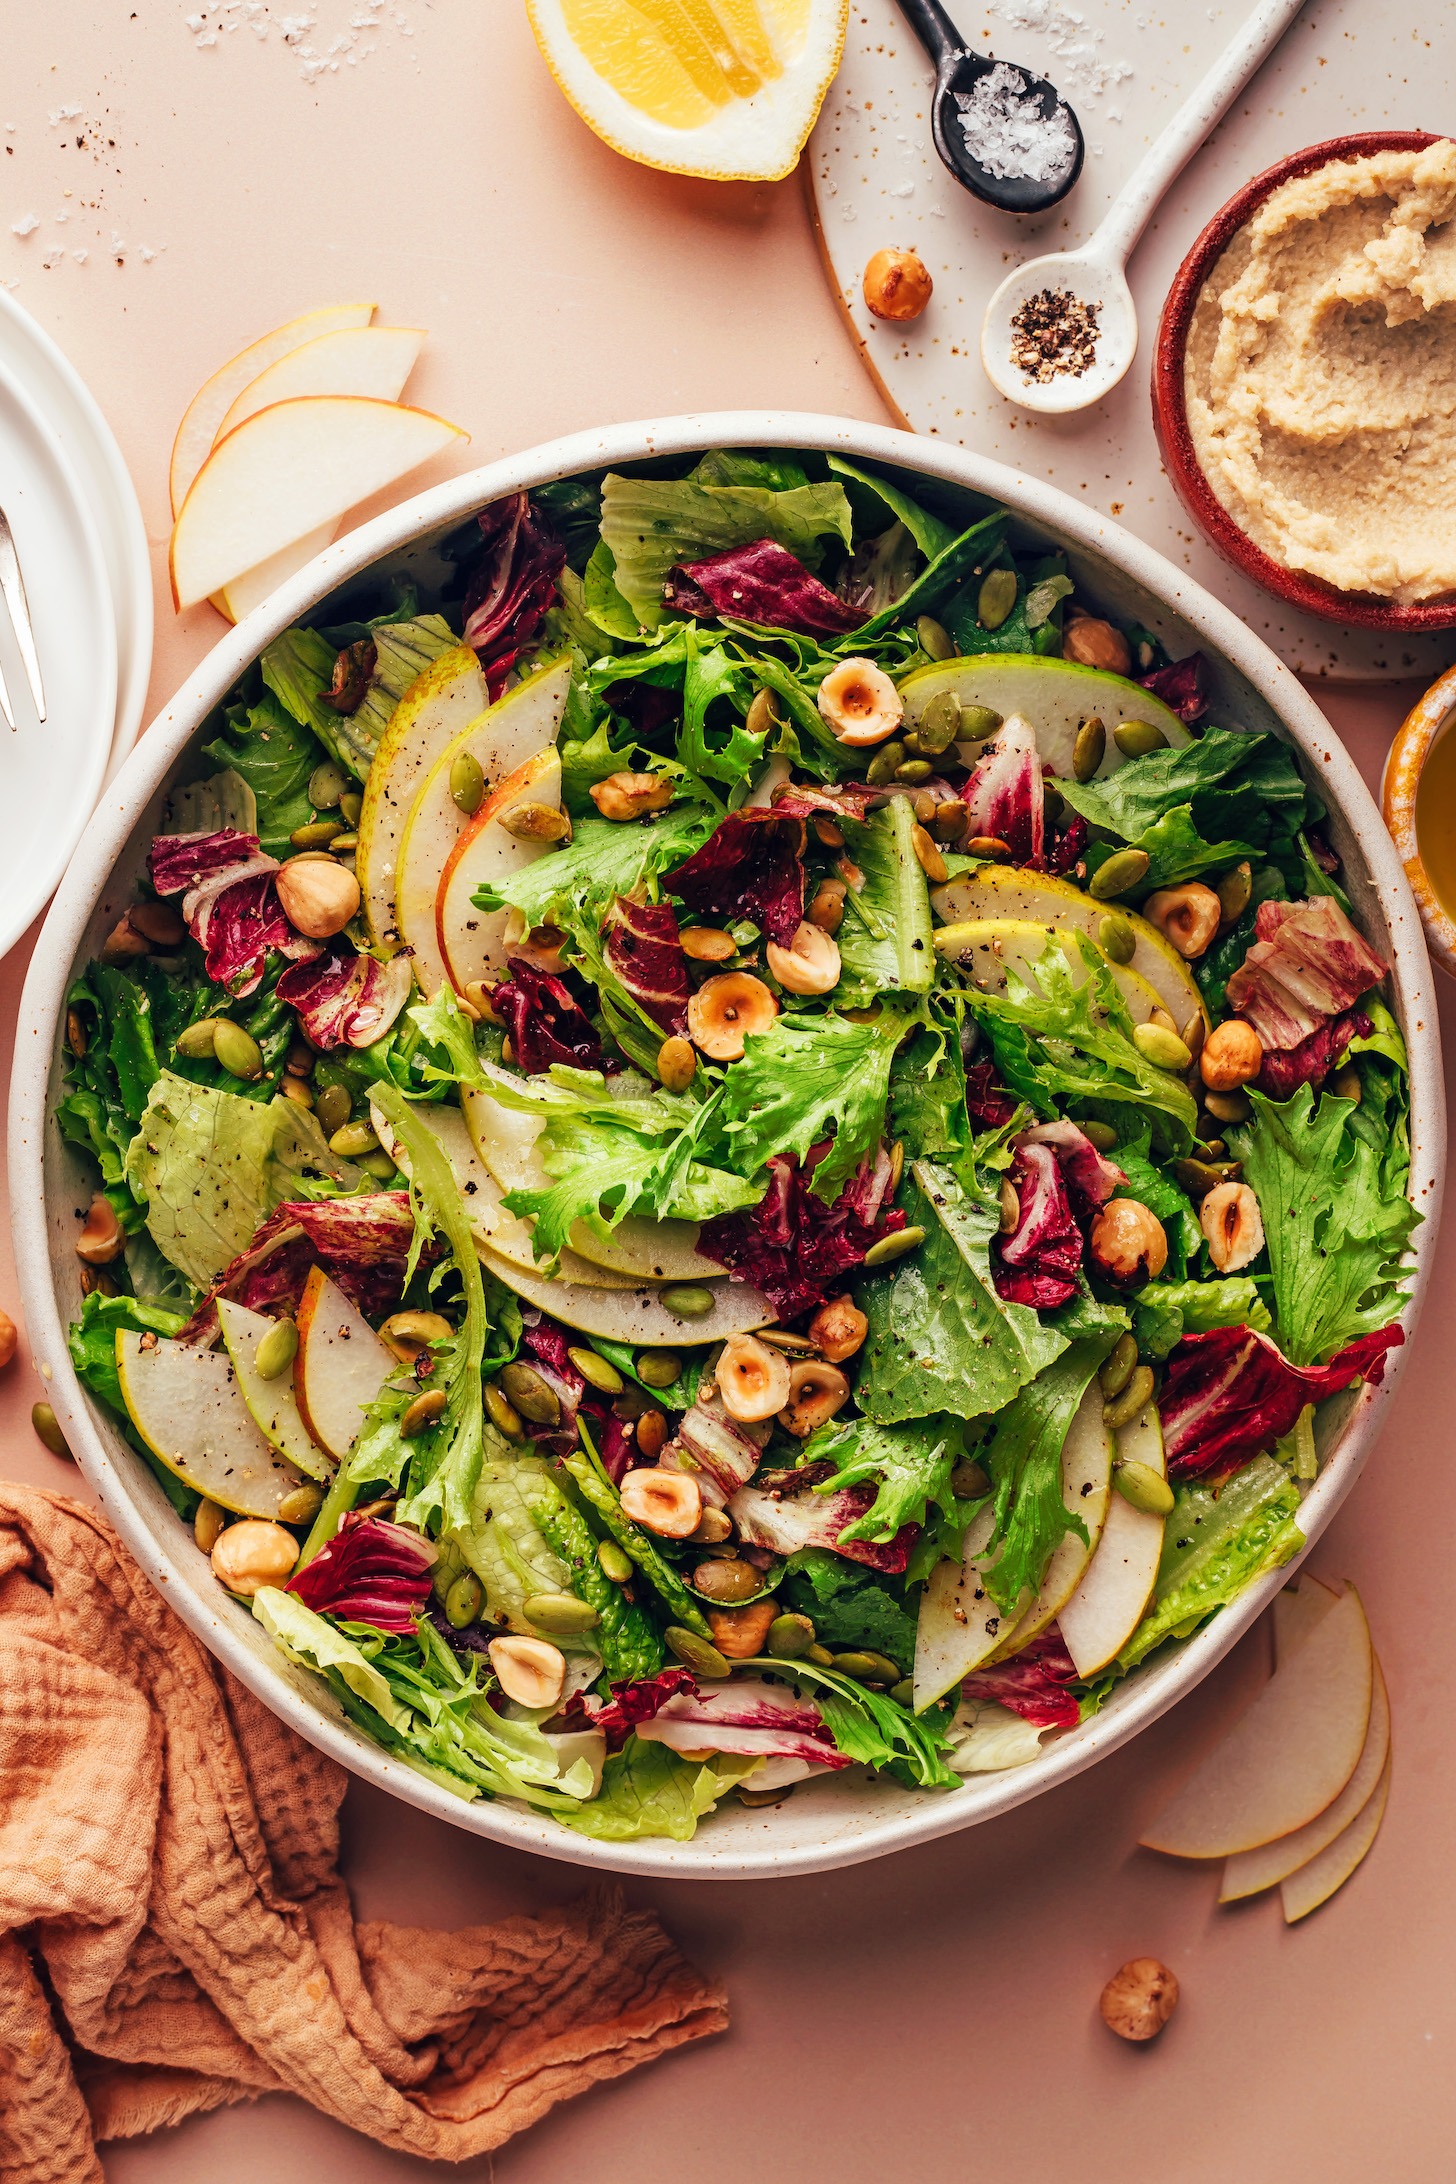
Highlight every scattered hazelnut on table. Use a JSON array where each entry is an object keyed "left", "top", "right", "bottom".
[
  {"left": 1100, "top": 1958, "right": 1179, "bottom": 2042},
  {"left": 862, "top": 247, "right": 933, "bottom": 322}
]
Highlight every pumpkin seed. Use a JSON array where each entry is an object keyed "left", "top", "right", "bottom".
[
  {"left": 805, "top": 1643, "right": 835, "bottom": 1666},
  {"left": 894, "top": 758, "right": 933, "bottom": 785},
  {"left": 1073, "top": 715, "right": 1106, "bottom": 781},
  {"left": 1099, "top": 1332, "right": 1138, "bottom": 1399},
  {"left": 32, "top": 1402, "right": 70, "bottom": 1459},
  {"left": 401, "top": 1388, "right": 449, "bottom": 1437},
  {"left": 637, "top": 1350, "right": 683, "bottom": 1389},
  {"left": 833, "top": 1650, "right": 900, "bottom": 1686},
  {"left": 1081, "top": 1119, "right": 1119, "bottom": 1153},
  {"left": 1089, "top": 849, "right": 1151, "bottom": 901},
  {"left": 194, "top": 1498, "right": 225, "bottom": 1554},
  {"left": 1104, "top": 1366, "right": 1155, "bottom": 1430},
  {"left": 450, "top": 749, "right": 485, "bottom": 816},
  {"left": 314, "top": 1084, "right": 352, "bottom": 1136},
  {"left": 66, "top": 1006, "right": 87, "bottom": 1059},
  {"left": 484, "top": 1382, "right": 524, "bottom": 1439},
  {"left": 1113, "top": 1460, "right": 1175, "bottom": 1516},
  {"left": 446, "top": 1572, "right": 483, "bottom": 1628},
  {"left": 277, "top": 1483, "right": 323, "bottom": 1525},
  {"left": 932, "top": 799, "right": 969, "bottom": 842},
  {"left": 666, "top": 1627, "right": 730, "bottom": 1679},
  {"left": 308, "top": 762, "right": 347, "bottom": 810},
  {"left": 865, "top": 740, "right": 906, "bottom": 787},
  {"left": 889, "top": 1678, "right": 916, "bottom": 1707},
  {"left": 999, "top": 1177, "right": 1019, "bottom": 1235},
  {"left": 1172, "top": 1158, "right": 1222, "bottom": 1201},
  {"left": 1098, "top": 911, "right": 1136, "bottom": 964},
  {"left": 569, "top": 1345, "right": 625, "bottom": 1394},
  {"left": 1203, "top": 1089, "right": 1251, "bottom": 1124},
  {"left": 660, "top": 1285, "right": 714, "bottom": 1321},
  {"left": 950, "top": 1457, "right": 990, "bottom": 1498},
  {"left": 958, "top": 704, "right": 1003, "bottom": 741},
  {"left": 916, "top": 615, "right": 954, "bottom": 660},
  {"left": 328, "top": 1120, "right": 381, "bottom": 1157},
  {"left": 767, "top": 1612, "right": 816, "bottom": 1657},
  {"left": 597, "top": 1539, "right": 634, "bottom": 1584},
  {"left": 692, "top": 1558, "right": 763, "bottom": 1604},
  {"left": 910, "top": 825, "right": 947, "bottom": 882},
  {"left": 525, "top": 1591, "right": 601, "bottom": 1633},
  {"left": 1331, "top": 1067, "right": 1361, "bottom": 1104},
  {"left": 862, "top": 1226, "right": 925, "bottom": 1267},
  {"left": 339, "top": 791, "right": 363, "bottom": 826},
  {"left": 212, "top": 1021, "right": 263, "bottom": 1080},
  {"left": 917, "top": 690, "right": 963, "bottom": 753},
  {"left": 1114, "top": 719, "right": 1168, "bottom": 759},
  {"left": 175, "top": 1016, "right": 222, "bottom": 1059},
  {"left": 501, "top": 1361, "right": 561, "bottom": 1425},
  {"left": 977, "top": 567, "right": 1018, "bottom": 631},
  {"left": 290, "top": 819, "right": 345, "bottom": 851},
  {"left": 254, "top": 1319, "right": 299, "bottom": 1380},
  {"left": 380, "top": 1309, "right": 454, "bottom": 1361},
  {"left": 1133, "top": 1022, "right": 1192, "bottom": 1072},
  {"left": 360, "top": 1151, "right": 397, "bottom": 1182},
  {"left": 1217, "top": 861, "right": 1253, "bottom": 926}
]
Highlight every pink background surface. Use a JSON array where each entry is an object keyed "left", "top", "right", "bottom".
[{"left": 2, "top": 6, "right": 1453, "bottom": 2178}]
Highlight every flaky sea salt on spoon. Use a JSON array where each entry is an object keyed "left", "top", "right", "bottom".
[{"left": 895, "top": 0, "right": 1083, "bottom": 215}]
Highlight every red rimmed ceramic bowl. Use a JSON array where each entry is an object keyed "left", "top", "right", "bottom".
[
  {"left": 1383, "top": 662, "right": 1456, "bottom": 980},
  {"left": 1152, "top": 131, "right": 1456, "bottom": 634}
]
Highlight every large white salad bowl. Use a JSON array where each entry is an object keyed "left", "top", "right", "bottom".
[{"left": 10, "top": 415, "right": 1443, "bottom": 1878}]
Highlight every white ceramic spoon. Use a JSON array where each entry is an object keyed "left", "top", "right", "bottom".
[{"left": 980, "top": 0, "right": 1306, "bottom": 414}]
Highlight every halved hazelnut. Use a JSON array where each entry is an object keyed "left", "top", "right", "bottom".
[
  {"left": 76, "top": 1194, "right": 126, "bottom": 1266},
  {"left": 686, "top": 972, "right": 778, "bottom": 1061},
  {"left": 780, "top": 1359, "right": 851, "bottom": 1437},
  {"left": 807, "top": 1295, "right": 868, "bottom": 1363},
  {"left": 766, "top": 921, "right": 841, "bottom": 996},
  {"left": 1200, "top": 1181, "right": 1264, "bottom": 1272},
  {"left": 620, "top": 1467, "right": 703, "bottom": 1537},
  {"left": 1089, "top": 1199, "right": 1168, "bottom": 1286},
  {"left": 717, "top": 1335, "right": 792, "bottom": 1423},
  {"left": 809, "top": 878, "right": 847, "bottom": 934},
  {"left": 817, "top": 658, "right": 904, "bottom": 747},
  {"left": 1143, "top": 883, "right": 1221, "bottom": 960},
  {"left": 488, "top": 1634, "right": 566, "bottom": 1710},
  {"left": 589, "top": 771, "right": 674, "bottom": 822}
]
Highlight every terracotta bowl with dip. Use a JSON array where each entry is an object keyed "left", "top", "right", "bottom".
[
  {"left": 1383, "top": 663, "right": 1456, "bottom": 979},
  {"left": 1152, "top": 131, "right": 1456, "bottom": 634}
]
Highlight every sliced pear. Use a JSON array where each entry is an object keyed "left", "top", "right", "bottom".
[
  {"left": 215, "top": 523, "right": 337, "bottom": 626},
  {"left": 990, "top": 1385, "right": 1113, "bottom": 1660},
  {"left": 1140, "top": 1584, "right": 1373, "bottom": 1858},
  {"left": 1273, "top": 1573, "right": 1340, "bottom": 1667},
  {"left": 215, "top": 324, "right": 425, "bottom": 441},
  {"left": 293, "top": 1266, "right": 398, "bottom": 1462},
  {"left": 217, "top": 1298, "right": 331, "bottom": 1483},
  {"left": 170, "top": 395, "right": 466, "bottom": 610},
  {"left": 461, "top": 1076, "right": 724, "bottom": 1283},
  {"left": 1222, "top": 1658, "right": 1391, "bottom": 1902},
  {"left": 169, "top": 300, "right": 375, "bottom": 516},
  {"left": 1059, "top": 1402, "right": 1167, "bottom": 1677},
  {"left": 936, "top": 919, "right": 1167, "bottom": 1027},
  {"left": 354, "top": 645, "right": 490, "bottom": 951},
  {"left": 434, "top": 749, "right": 564, "bottom": 992},
  {"left": 913, "top": 1507, "right": 1006, "bottom": 1712},
  {"left": 898, "top": 654, "right": 1190, "bottom": 779},
  {"left": 478, "top": 1243, "right": 771, "bottom": 1345},
  {"left": 1281, "top": 1750, "right": 1391, "bottom": 1923},
  {"left": 931, "top": 865, "right": 1207, "bottom": 1027},
  {"left": 116, "top": 1329, "right": 312, "bottom": 1518},
  {"left": 396, "top": 662, "right": 571, "bottom": 995}
]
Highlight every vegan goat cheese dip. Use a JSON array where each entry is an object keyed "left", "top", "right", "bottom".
[{"left": 1185, "top": 140, "right": 1456, "bottom": 605}]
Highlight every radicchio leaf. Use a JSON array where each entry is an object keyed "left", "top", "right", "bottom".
[
  {"left": 149, "top": 828, "right": 318, "bottom": 998},
  {"left": 659, "top": 1399, "right": 762, "bottom": 1507},
  {"left": 1019, "top": 1118, "right": 1127, "bottom": 1213},
  {"left": 286, "top": 1517, "right": 435, "bottom": 1635},
  {"left": 959, "top": 715, "right": 1045, "bottom": 868},
  {"left": 961, "top": 1627, "right": 1080, "bottom": 1727},
  {"left": 994, "top": 1142, "right": 1083, "bottom": 1309},
  {"left": 697, "top": 1141, "right": 902, "bottom": 1320},
  {"left": 1046, "top": 812, "right": 1088, "bottom": 877},
  {"left": 490, "top": 956, "right": 610, "bottom": 1074},
  {"left": 276, "top": 948, "right": 413, "bottom": 1050},
  {"left": 1158, "top": 1321, "right": 1404, "bottom": 1480},
  {"left": 326, "top": 638, "right": 376, "bottom": 715},
  {"left": 515, "top": 1316, "right": 586, "bottom": 1456},
  {"left": 665, "top": 806, "right": 806, "bottom": 948},
  {"left": 1137, "top": 651, "right": 1210, "bottom": 725},
  {"left": 1226, "top": 896, "right": 1387, "bottom": 1051},
  {"left": 632, "top": 1676, "right": 855, "bottom": 1766},
  {"left": 1255, "top": 1008, "right": 1371, "bottom": 1100},
  {"left": 462, "top": 491, "right": 568, "bottom": 698},
  {"left": 964, "top": 1062, "right": 1018, "bottom": 1128},
  {"left": 662, "top": 539, "right": 868, "bottom": 638},
  {"left": 561, "top": 1667, "right": 699, "bottom": 1752},
  {"left": 771, "top": 779, "right": 886, "bottom": 827},
  {"left": 603, "top": 896, "right": 690, "bottom": 1034},
  {"left": 727, "top": 1475, "right": 917, "bottom": 1573},
  {"left": 177, "top": 1193, "right": 421, "bottom": 1343}
]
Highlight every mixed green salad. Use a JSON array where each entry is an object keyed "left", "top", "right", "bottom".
[{"left": 57, "top": 448, "right": 1417, "bottom": 1840}]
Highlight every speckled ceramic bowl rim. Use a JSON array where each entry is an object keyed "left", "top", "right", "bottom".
[
  {"left": 1152, "top": 130, "right": 1456, "bottom": 634},
  {"left": 9, "top": 412, "right": 1444, "bottom": 1878},
  {"left": 1382, "top": 662, "right": 1456, "bottom": 979}
]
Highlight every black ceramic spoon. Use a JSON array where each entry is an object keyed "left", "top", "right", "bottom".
[{"left": 895, "top": 0, "right": 1084, "bottom": 215}]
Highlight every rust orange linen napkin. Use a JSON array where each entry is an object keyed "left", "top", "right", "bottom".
[{"left": 0, "top": 1485, "right": 727, "bottom": 2178}]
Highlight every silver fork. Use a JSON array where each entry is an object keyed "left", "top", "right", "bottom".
[{"left": 0, "top": 506, "right": 46, "bottom": 729}]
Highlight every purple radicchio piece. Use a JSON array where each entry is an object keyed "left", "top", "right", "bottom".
[
  {"left": 661, "top": 538, "right": 868, "bottom": 639},
  {"left": 994, "top": 1141, "right": 1084, "bottom": 1309},
  {"left": 1255, "top": 1007, "right": 1371, "bottom": 1100},
  {"left": 559, "top": 1667, "right": 700, "bottom": 1753},
  {"left": 631, "top": 1676, "right": 855, "bottom": 1767},
  {"left": 961, "top": 1627, "right": 1081, "bottom": 1728},
  {"left": 1158, "top": 1322, "right": 1404, "bottom": 1481},
  {"left": 964, "top": 1062, "right": 1019, "bottom": 1129},
  {"left": 461, "top": 491, "right": 568, "bottom": 699},
  {"left": 149, "top": 828, "right": 319, "bottom": 998},
  {"left": 1225, "top": 895, "right": 1387, "bottom": 1052},
  {"left": 286, "top": 1517, "right": 435, "bottom": 1636},
  {"left": 603, "top": 896, "right": 690, "bottom": 1034},
  {"left": 489, "top": 956, "right": 611, "bottom": 1075},
  {"left": 727, "top": 1472, "right": 917, "bottom": 1574},
  {"left": 697, "top": 1141, "right": 901, "bottom": 1320},
  {"left": 275, "top": 948, "right": 414, "bottom": 1050},
  {"left": 771, "top": 780, "right": 885, "bottom": 827},
  {"left": 513, "top": 1316, "right": 586, "bottom": 1456},
  {"left": 665, "top": 806, "right": 807, "bottom": 948},
  {"left": 1019, "top": 1118, "right": 1126, "bottom": 1214},
  {"left": 959, "top": 716, "right": 1045, "bottom": 868},
  {"left": 176, "top": 1192, "right": 421, "bottom": 1344},
  {"left": 1046, "top": 812, "right": 1089, "bottom": 877},
  {"left": 1137, "top": 651, "right": 1210, "bottom": 725},
  {"left": 658, "top": 1395, "right": 764, "bottom": 1508}
]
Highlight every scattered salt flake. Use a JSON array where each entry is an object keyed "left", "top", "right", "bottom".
[
  {"left": 10, "top": 213, "right": 39, "bottom": 237},
  {"left": 889, "top": 181, "right": 915, "bottom": 198},
  {"left": 41, "top": 249, "right": 63, "bottom": 269},
  {"left": 48, "top": 105, "right": 83, "bottom": 126},
  {"left": 956, "top": 61, "right": 1077, "bottom": 183},
  {"left": 71, "top": 248, "right": 87, "bottom": 264}
]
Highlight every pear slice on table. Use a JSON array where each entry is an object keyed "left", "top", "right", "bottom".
[
  {"left": 169, "top": 395, "right": 466, "bottom": 610},
  {"left": 214, "top": 524, "right": 337, "bottom": 626},
  {"left": 1140, "top": 1582, "right": 1373, "bottom": 1859},
  {"left": 478, "top": 1242, "right": 771, "bottom": 1346},
  {"left": 912, "top": 1506, "right": 1004, "bottom": 1712},
  {"left": 987, "top": 1384, "right": 1113, "bottom": 1661},
  {"left": 434, "top": 749, "right": 565, "bottom": 993},
  {"left": 935, "top": 919, "right": 1168, "bottom": 1026},
  {"left": 1221, "top": 1656, "right": 1391, "bottom": 1902},
  {"left": 217, "top": 1297, "right": 331, "bottom": 1483},
  {"left": 353, "top": 645, "right": 491, "bottom": 950},
  {"left": 169, "top": 300, "right": 375, "bottom": 516},
  {"left": 1281, "top": 1750, "right": 1392, "bottom": 1923},
  {"left": 897, "top": 654, "right": 1190, "bottom": 779},
  {"left": 293, "top": 1267, "right": 398, "bottom": 1463},
  {"left": 1273, "top": 1572, "right": 1341, "bottom": 1665},
  {"left": 1059, "top": 1400, "right": 1167, "bottom": 1678},
  {"left": 115, "top": 1329, "right": 313, "bottom": 1519},
  {"left": 215, "top": 324, "right": 426, "bottom": 440},
  {"left": 395, "top": 662, "right": 571, "bottom": 996}
]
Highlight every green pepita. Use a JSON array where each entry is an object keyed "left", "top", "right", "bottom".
[
  {"left": 176, "top": 1016, "right": 223, "bottom": 1059},
  {"left": 1089, "top": 849, "right": 1152, "bottom": 901},
  {"left": 861, "top": 1225, "right": 925, "bottom": 1267},
  {"left": 446, "top": 1572, "right": 483, "bottom": 1628},
  {"left": 1098, "top": 911, "right": 1136, "bottom": 964},
  {"left": 1217, "top": 861, "right": 1253, "bottom": 927},
  {"left": 569, "top": 1345, "right": 625, "bottom": 1394},
  {"left": 400, "top": 1388, "right": 449, "bottom": 1437},
  {"left": 597, "top": 1539, "right": 634, "bottom": 1584},
  {"left": 999, "top": 1177, "right": 1019, "bottom": 1235},
  {"left": 254, "top": 1318, "right": 299, "bottom": 1380},
  {"left": 660, "top": 1285, "right": 714, "bottom": 1321},
  {"left": 916, "top": 615, "right": 954, "bottom": 660},
  {"left": 889, "top": 1678, "right": 916, "bottom": 1707},
  {"left": 1080, "top": 1119, "right": 1119, "bottom": 1153},
  {"left": 832, "top": 1650, "right": 901, "bottom": 1687},
  {"left": 1172, "top": 1158, "right": 1222, "bottom": 1202},
  {"left": 637, "top": 1350, "right": 683, "bottom": 1389},
  {"left": 525, "top": 1591, "right": 601, "bottom": 1633},
  {"left": 865, "top": 740, "right": 906, "bottom": 787},
  {"left": 212, "top": 1020, "right": 264, "bottom": 1081},
  {"left": 380, "top": 1310, "right": 454, "bottom": 1362},
  {"left": 500, "top": 1361, "right": 561, "bottom": 1425},
  {"left": 1073, "top": 715, "right": 1106, "bottom": 781},
  {"left": 290, "top": 819, "right": 346, "bottom": 851},
  {"left": 958, "top": 704, "right": 1003, "bottom": 741},
  {"left": 746, "top": 686, "right": 784, "bottom": 739},
  {"left": 484, "top": 1382, "right": 524, "bottom": 1440},
  {"left": 1113, "top": 1460, "right": 1175, "bottom": 1517},
  {"left": 194, "top": 1498, "right": 225, "bottom": 1554},
  {"left": 805, "top": 1643, "right": 835, "bottom": 1666},
  {"left": 328, "top": 1120, "right": 381, "bottom": 1157},
  {"left": 1133, "top": 1022, "right": 1193, "bottom": 1072},
  {"left": 277, "top": 1483, "right": 323, "bottom": 1525},
  {"left": 766, "top": 1612, "right": 816, "bottom": 1658},
  {"left": 359, "top": 1151, "right": 397, "bottom": 1182},
  {"left": 32, "top": 1402, "right": 70, "bottom": 1459},
  {"left": 450, "top": 749, "right": 485, "bottom": 816},
  {"left": 977, "top": 567, "right": 1018, "bottom": 631},
  {"left": 692, "top": 1558, "right": 764, "bottom": 1605},
  {"left": 1203, "top": 1089, "right": 1251, "bottom": 1125},
  {"left": 894, "top": 758, "right": 933, "bottom": 785},
  {"left": 307, "top": 762, "right": 347, "bottom": 810},
  {"left": 1104, "top": 1365, "right": 1155, "bottom": 1430},
  {"left": 917, "top": 690, "right": 963, "bottom": 753},
  {"left": 1099, "top": 1331, "right": 1138, "bottom": 1400},
  {"left": 314, "top": 1084, "right": 352, "bottom": 1136},
  {"left": 1113, "top": 719, "right": 1169, "bottom": 759},
  {"left": 950, "top": 1457, "right": 990, "bottom": 1499},
  {"left": 339, "top": 790, "right": 363, "bottom": 827},
  {"left": 666, "top": 1627, "right": 730, "bottom": 1679}
]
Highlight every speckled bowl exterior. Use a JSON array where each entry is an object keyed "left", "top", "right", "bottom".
[
  {"left": 1382, "top": 663, "right": 1456, "bottom": 980},
  {"left": 1152, "top": 131, "right": 1456, "bottom": 634},
  {"left": 9, "top": 413, "right": 1445, "bottom": 1879}
]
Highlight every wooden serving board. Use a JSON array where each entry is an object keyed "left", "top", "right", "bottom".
[{"left": 808, "top": 0, "right": 1456, "bottom": 682}]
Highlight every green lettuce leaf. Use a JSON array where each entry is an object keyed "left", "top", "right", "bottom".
[
  {"left": 715, "top": 1007, "right": 909, "bottom": 1204},
  {"left": 852, "top": 511, "right": 1012, "bottom": 641},
  {"left": 825, "top": 454, "right": 956, "bottom": 561},
  {"left": 202, "top": 690, "right": 322, "bottom": 857},
  {"left": 1056, "top": 726, "right": 1313, "bottom": 854},
  {"left": 781, "top": 1547, "right": 919, "bottom": 1667},
  {"left": 1116, "top": 1455, "right": 1303, "bottom": 1672},
  {"left": 261, "top": 615, "right": 456, "bottom": 779},
  {"left": 749, "top": 1655, "right": 959, "bottom": 1789},
  {"left": 447, "top": 1446, "right": 578, "bottom": 1632},
  {"left": 835, "top": 802, "right": 936, "bottom": 1005},
  {"left": 936, "top": 548, "right": 1070, "bottom": 659},
  {"left": 979, "top": 1337, "right": 1116, "bottom": 1614},
  {"left": 1076, "top": 804, "right": 1260, "bottom": 893},
  {"left": 553, "top": 1738, "right": 731, "bottom": 1841},
  {"left": 1133, "top": 1276, "right": 1272, "bottom": 1359},
  {"left": 470, "top": 803, "right": 714, "bottom": 933},
  {"left": 564, "top": 1436, "right": 713, "bottom": 1639},
  {"left": 805, "top": 1413, "right": 955, "bottom": 1545},
  {"left": 253, "top": 1587, "right": 411, "bottom": 1729},
  {"left": 598, "top": 470, "right": 853, "bottom": 627},
  {"left": 525, "top": 1469, "right": 666, "bottom": 1681},
  {"left": 1228, "top": 1083, "right": 1417, "bottom": 1365},
  {"left": 888, "top": 1016, "right": 968, "bottom": 1163}
]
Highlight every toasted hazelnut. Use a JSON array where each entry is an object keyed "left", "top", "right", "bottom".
[
  {"left": 707, "top": 1599, "right": 780, "bottom": 1659},
  {"left": 681, "top": 925, "right": 736, "bottom": 963},
  {"left": 809, "top": 878, "right": 847, "bottom": 935},
  {"left": 1100, "top": 1958, "right": 1179, "bottom": 2042},
  {"left": 1201, "top": 1181, "right": 1264, "bottom": 1272},
  {"left": 807, "top": 1294, "right": 868, "bottom": 1363},
  {"left": 1089, "top": 1198, "right": 1169, "bottom": 1286},
  {"left": 76, "top": 1194, "right": 126, "bottom": 1266},
  {"left": 276, "top": 855, "right": 361, "bottom": 939},
  {"left": 863, "top": 246, "right": 933, "bottom": 322},
  {"left": 780, "top": 1359, "right": 851, "bottom": 1437},
  {"left": 766, "top": 920, "right": 842, "bottom": 996},
  {"left": 1143, "top": 883, "right": 1221, "bottom": 960},
  {"left": 100, "top": 915, "right": 150, "bottom": 965},
  {"left": 1062, "top": 618, "right": 1133, "bottom": 676},
  {"left": 211, "top": 1520, "right": 298, "bottom": 1596},
  {"left": 0, "top": 1310, "right": 16, "bottom": 1370},
  {"left": 1200, "top": 1019, "right": 1263, "bottom": 1091},
  {"left": 818, "top": 658, "right": 904, "bottom": 747},
  {"left": 589, "top": 771, "right": 675, "bottom": 822},
  {"left": 717, "top": 1334, "right": 793, "bottom": 1423},
  {"left": 686, "top": 972, "right": 778, "bottom": 1061},
  {"left": 488, "top": 1634, "right": 566, "bottom": 1710},
  {"left": 128, "top": 900, "right": 187, "bottom": 946},
  {"left": 634, "top": 1409, "right": 668, "bottom": 1463},
  {"left": 620, "top": 1466, "right": 703, "bottom": 1538}
]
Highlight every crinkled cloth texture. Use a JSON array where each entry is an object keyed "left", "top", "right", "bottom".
[{"left": 0, "top": 1486, "right": 726, "bottom": 2179}]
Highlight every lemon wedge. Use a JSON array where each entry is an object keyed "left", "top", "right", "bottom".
[{"left": 525, "top": 0, "right": 847, "bottom": 179}]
